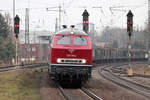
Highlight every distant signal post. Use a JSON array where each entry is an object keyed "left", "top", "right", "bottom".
[
  {"left": 127, "top": 10, "right": 133, "bottom": 76},
  {"left": 14, "top": 15, "right": 20, "bottom": 66}
]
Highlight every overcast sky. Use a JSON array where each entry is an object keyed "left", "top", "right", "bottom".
[{"left": 0, "top": 0, "right": 148, "bottom": 32}]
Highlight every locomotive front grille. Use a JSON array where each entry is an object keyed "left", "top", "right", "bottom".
[
  {"left": 65, "top": 59, "right": 79, "bottom": 63},
  {"left": 57, "top": 58, "right": 86, "bottom": 64}
]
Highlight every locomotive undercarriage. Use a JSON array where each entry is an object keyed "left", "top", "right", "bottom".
[{"left": 48, "top": 64, "right": 92, "bottom": 85}]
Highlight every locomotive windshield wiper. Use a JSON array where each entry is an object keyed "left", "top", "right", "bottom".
[
  {"left": 80, "top": 36, "right": 85, "bottom": 41},
  {"left": 57, "top": 35, "right": 65, "bottom": 40}
]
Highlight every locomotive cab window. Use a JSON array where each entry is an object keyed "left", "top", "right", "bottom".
[
  {"left": 56, "top": 35, "right": 70, "bottom": 45},
  {"left": 73, "top": 36, "right": 87, "bottom": 45}
]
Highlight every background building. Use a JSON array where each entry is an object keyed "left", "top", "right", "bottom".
[{"left": 19, "top": 30, "right": 52, "bottom": 62}]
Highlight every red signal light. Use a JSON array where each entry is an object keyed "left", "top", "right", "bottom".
[
  {"left": 83, "top": 21, "right": 88, "bottom": 24},
  {"left": 15, "top": 24, "right": 19, "bottom": 28},
  {"left": 127, "top": 22, "right": 132, "bottom": 25}
]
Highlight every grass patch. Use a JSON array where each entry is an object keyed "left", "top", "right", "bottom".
[{"left": 0, "top": 69, "right": 42, "bottom": 100}]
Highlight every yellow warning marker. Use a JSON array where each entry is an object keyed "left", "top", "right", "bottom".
[{"left": 127, "top": 67, "right": 133, "bottom": 77}]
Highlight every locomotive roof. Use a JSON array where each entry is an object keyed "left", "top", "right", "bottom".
[{"left": 56, "top": 28, "right": 88, "bottom": 35}]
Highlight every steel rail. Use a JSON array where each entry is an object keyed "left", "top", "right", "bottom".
[
  {"left": 0, "top": 62, "right": 48, "bottom": 72},
  {"left": 109, "top": 62, "right": 150, "bottom": 79},
  {"left": 109, "top": 70, "right": 150, "bottom": 90},
  {"left": 99, "top": 63, "right": 150, "bottom": 99},
  {"left": 81, "top": 87, "right": 103, "bottom": 100},
  {"left": 57, "top": 83, "right": 103, "bottom": 100},
  {"left": 56, "top": 84, "right": 70, "bottom": 100}
]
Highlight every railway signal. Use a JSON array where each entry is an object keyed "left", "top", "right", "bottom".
[
  {"left": 126, "top": 10, "right": 133, "bottom": 76},
  {"left": 127, "top": 10, "right": 133, "bottom": 37},
  {"left": 14, "top": 15, "right": 20, "bottom": 38},
  {"left": 82, "top": 9, "right": 89, "bottom": 33}
]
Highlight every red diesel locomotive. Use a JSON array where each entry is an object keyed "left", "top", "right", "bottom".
[{"left": 48, "top": 27, "right": 92, "bottom": 85}]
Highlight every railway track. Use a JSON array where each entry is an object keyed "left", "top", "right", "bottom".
[
  {"left": 0, "top": 65, "right": 15, "bottom": 72},
  {"left": 0, "top": 62, "right": 48, "bottom": 72},
  {"left": 2, "top": 61, "right": 149, "bottom": 99},
  {"left": 57, "top": 84, "right": 103, "bottom": 100},
  {"left": 99, "top": 63, "right": 150, "bottom": 99},
  {"left": 110, "top": 64, "right": 150, "bottom": 78}
]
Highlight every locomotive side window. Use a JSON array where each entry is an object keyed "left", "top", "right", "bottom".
[
  {"left": 73, "top": 36, "right": 87, "bottom": 45},
  {"left": 56, "top": 36, "right": 70, "bottom": 45}
]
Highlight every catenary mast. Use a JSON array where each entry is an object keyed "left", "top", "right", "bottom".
[{"left": 148, "top": 0, "right": 150, "bottom": 50}]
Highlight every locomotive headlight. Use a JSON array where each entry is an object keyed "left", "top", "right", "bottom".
[
  {"left": 57, "top": 58, "right": 61, "bottom": 63},
  {"left": 81, "top": 59, "right": 86, "bottom": 64}
]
